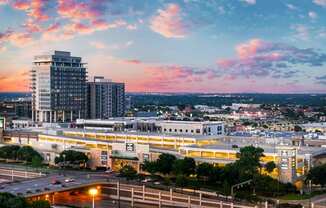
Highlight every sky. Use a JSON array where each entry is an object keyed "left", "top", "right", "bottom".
[{"left": 0, "top": 0, "right": 326, "bottom": 93}]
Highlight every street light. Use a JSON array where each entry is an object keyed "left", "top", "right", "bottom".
[
  {"left": 89, "top": 188, "right": 98, "bottom": 208},
  {"left": 62, "top": 153, "right": 66, "bottom": 176}
]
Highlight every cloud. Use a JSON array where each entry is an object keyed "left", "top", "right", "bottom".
[
  {"left": 286, "top": 4, "right": 297, "bottom": 10},
  {"left": 315, "top": 75, "right": 326, "bottom": 85},
  {"left": 216, "top": 39, "right": 326, "bottom": 79},
  {"left": 292, "top": 24, "right": 310, "bottom": 40},
  {"left": 89, "top": 41, "right": 107, "bottom": 49},
  {"left": 150, "top": 3, "right": 188, "bottom": 38},
  {"left": 240, "top": 0, "right": 256, "bottom": 5},
  {"left": 12, "top": 0, "right": 49, "bottom": 21},
  {"left": 0, "top": 30, "right": 33, "bottom": 47},
  {"left": 308, "top": 11, "right": 318, "bottom": 19},
  {"left": 313, "top": 0, "right": 326, "bottom": 7},
  {"left": 57, "top": 0, "right": 108, "bottom": 22},
  {"left": 122, "top": 59, "right": 142, "bottom": 65}
]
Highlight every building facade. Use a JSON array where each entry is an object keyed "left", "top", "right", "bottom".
[
  {"left": 87, "top": 77, "right": 125, "bottom": 118},
  {"left": 31, "top": 51, "right": 87, "bottom": 123},
  {"left": 156, "top": 120, "right": 224, "bottom": 136}
]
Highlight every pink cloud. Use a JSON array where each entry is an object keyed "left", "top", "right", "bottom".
[
  {"left": 58, "top": 0, "right": 107, "bottom": 22},
  {"left": 22, "top": 18, "right": 42, "bottom": 32},
  {"left": 0, "top": 30, "right": 33, "bottom": 47},
  {"left": 150, "top": 3, "right": 188, "bottom": 38},
  {"left": 89, "top": 41, "right": 107, "bottom": 49},
  {"left": 235, "top": 39, "right": 265, "bottom": 59},
  {"left": 12, "top": 0, "right": 49, "bottom": 21},
  {"left": 313, "top": 0, "right": 326, "bottom": 7},
  {"left": 216, "top": 38, "right": 326, "bottom": 80},
  {"left": 12, "top": 0, "right": 29, "bottom": 10},
  {"left": 122, "top": 59, "right": 142, "bottom": 65}
]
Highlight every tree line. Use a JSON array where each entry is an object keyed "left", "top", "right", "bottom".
[{"left": 142, "top": 146, "right": 296, "bottom": 198}]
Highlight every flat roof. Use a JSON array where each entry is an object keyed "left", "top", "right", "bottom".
[{"left": 180, "top": 143, "right": 326, "bottom": 156}]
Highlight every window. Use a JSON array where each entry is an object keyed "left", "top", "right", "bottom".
[
  {"left": 196, "top": 129, "right": 200, "bottom": 134},
  {"left": 180, "top": 129, "right": 183, "bottom": 132}
]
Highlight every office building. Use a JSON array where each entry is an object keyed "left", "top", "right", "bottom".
[
  {"left": 156, "top": 120, "right": 224, "bottom": 136},
  {"left": 31, "top": 51, "right": 87, "bottom": 123},
  {"left": 87, "top": 77, "right": 125, "bottom": 118}
]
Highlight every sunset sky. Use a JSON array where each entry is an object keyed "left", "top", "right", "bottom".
[{"left": 0, "top": 0, "right": 326, "bottom": 93}]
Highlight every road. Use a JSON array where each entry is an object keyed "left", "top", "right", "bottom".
[{"left": 0, "top": 172, "right": 108, "bottom": 196}]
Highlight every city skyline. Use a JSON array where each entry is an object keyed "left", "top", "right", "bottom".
[{"left": 0, "top": 0, "right": 326, "bottom": 93}]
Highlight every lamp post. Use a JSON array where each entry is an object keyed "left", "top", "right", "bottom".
[
  {"left": 89, "top": 188, "right": 98, "bottom": 208},
  {"left": 62, "top": 153, "right": 66, "bottom": 176}
]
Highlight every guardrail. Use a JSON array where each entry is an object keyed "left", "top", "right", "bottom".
[
  {"left": 103, "top": 182, "right": 264, "bottom": 208},
  {"left": 0, "top": 168, "right": 44, "bottom": 180}
]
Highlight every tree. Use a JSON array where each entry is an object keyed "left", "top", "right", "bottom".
[
  {"left": 30, "top": 200, "right": 51, "bottom": 208},
  {"left": 0, "top": 192, "right": 29, "bottom": 208},
  {"left": 142, "top": 160, "right": 157, "bottom": 176},
  {"left": 0, "top": 145, "right": 20, "bottom": 160},
  {"left": 196, "top": 162, "right": 222, "bottom": 184},
  {"left": 196, "top": 162, "right": 214, "bottom": 181},
  {"left": 156, "top": 153, "right": 176, "bottom": 175},
  {"left": 17, "top": 146, "right": 43, "bottom": 163},
  {"left": 119, "top": 165, "right": 137, "bottom": 180},
  {"left": 173, "top": 157, "right": 196, "bottom": 176},
  {"left": 265, "top": 161, "right": 276, "bottom": 173},
  {"left": 307, "top": 164, "right": 326, "bottom": 187},
  {"left": 175, "top": 174, "right": 188, "bottom": 188},
  {"left": 236, "top": 146, "right": 264, "bottom": 177},
  {"left": 31, "top": 156, "right": 43, "bottom": 168},
  {"left": 55, "top": 150, "right": 88, "bottom": 168}
]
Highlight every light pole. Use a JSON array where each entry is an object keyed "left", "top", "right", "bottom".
[
  {"left": 89, "top": 188, "right": 98, "bottom": 208},
  {"left": 62, "top": 153, "right": 66, "bottom": 176}
]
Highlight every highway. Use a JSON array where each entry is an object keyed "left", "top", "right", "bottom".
[{"left": 0, "top": 172, "right": 107, "bottom": 197}]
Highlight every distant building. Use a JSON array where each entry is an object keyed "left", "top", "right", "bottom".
[
  {"left": 156, "top": 120, "right": 224, "bottom": 136},
  {"left": 31, "top": 51, "right": 87, "bottom": 123},
  {"left": 87, "top": 76, "right": 125, "bottom": 118}
]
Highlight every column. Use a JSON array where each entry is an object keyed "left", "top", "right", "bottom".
[
  {"left": 32, "top": 110, "right": 34, "bottom": 122},
  {"left": 70, "top": 111, "right": 73, "bottom": 122},
  {"left": 63, "top": 111, "right": 65, "bottom": 122},
  {"left": 49, "top": 111, "right": 52, "bottom": 123},
  {"left": 78, "top": 110, "right": 81, "bottom": 119},
  {"left": 158, "top": 192, "right": 161, "bottom": 208},
  {"left": 40, "top": 111, "right": 43, "bottom": 122},
  {"left": 131, "top": 188, "right": 134, "bottom": 207},
  {"left": 54, "top": 111, "right": 57, "bottom": 123}
]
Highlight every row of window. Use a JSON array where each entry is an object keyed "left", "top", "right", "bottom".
[{"left": 163, "top": 128, "right": 201, "bottom": 134}]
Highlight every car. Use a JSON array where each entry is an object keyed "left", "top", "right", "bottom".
[
  {"left": 51, "top": 180, "right": 61, "bottom": 185},
  {"left": 64, "top": 178, "right": 75, "bottom": 183},
  {"left": 141, "top": 178, "right": 153, "bottom": 183},
  {"left": 105, "top": 169, "right": 113, "bottom": 174}
]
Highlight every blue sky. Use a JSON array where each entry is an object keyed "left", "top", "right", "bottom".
[{"left": 0, "top": 0, "right": 325, "bottom": 93}]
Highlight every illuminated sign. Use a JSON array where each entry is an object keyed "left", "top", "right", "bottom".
[
  {"left": 126, "top": 143, "right": 135, "bottom": 152},
  {"left": 143, "top": 154, "right": 149, "bottom": 161}
]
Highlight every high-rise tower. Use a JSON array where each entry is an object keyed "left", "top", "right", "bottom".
[{"left": 31, "top": 51, "right": 87, "bottom": 122}]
